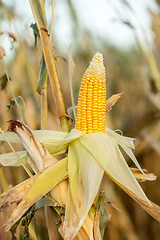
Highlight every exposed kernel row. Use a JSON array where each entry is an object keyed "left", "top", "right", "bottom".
[{"left": 75, "top": 52, "right": 106, "bottom": 133}]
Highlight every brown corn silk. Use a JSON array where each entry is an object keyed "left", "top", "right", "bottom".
[{"left": 75, "top": 52, "right": 106, "bottom": 133}]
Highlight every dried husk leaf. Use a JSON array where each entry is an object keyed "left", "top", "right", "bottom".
[
  {"left": 79, "top": 133, "right": 150, "bottom": 204},
  {"left": 117, "top": 182, "right": 160, "bottom": 222},
  {"left": 93, "top": 206, "right": 102, "bottom": 240},
  {"left": 106, "top": 93, "right": 123, "bottom": 112},
  {"left": 8, "top": 121, "right": 52, "bottom": 172},
  {"left": 0, "top": 175, "right": 38, "bottom": 211},
  {"left": 130, "top": 168, "right": 157, "bottom": 182},
  {"left": 0, "top": 124, "right": 91, "bottom": 238},
  {"left": 5, "top": 157, "right": 68, "bottom": 231},
  {"left": 73, "top": 215, "right": 93, "bottom": 240},
  {"left": 80, "top": 133, "right": 160, "bottom": 222},
  {"left": 8, "top": 121, "right": 68, "bottom": 207}
]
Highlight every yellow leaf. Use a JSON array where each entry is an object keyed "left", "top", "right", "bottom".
[{"left": 5, "top": 158, "right": 68, "bottom": 231}]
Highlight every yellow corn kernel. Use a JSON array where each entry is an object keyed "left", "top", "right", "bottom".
[{"left": 75, "top": 52, "right": 106, "bottom": 133}]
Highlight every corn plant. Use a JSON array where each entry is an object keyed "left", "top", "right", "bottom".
[{"left": 0, "top": 1, "right": 160, "bottom": 240}]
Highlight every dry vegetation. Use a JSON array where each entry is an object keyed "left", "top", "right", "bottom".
[{"left": 0, "top": 0, "right": 160, "bottom": 239}]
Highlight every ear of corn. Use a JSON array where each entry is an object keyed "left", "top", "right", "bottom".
[{"left": 75, "top": 52, "right": 106, "bottom": 133}]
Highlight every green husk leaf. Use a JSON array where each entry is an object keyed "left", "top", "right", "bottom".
[
  {"left": 0, "top": 150, "right": 27, "bottom": 166},
  {"left": 0, "top": 129, "right": 84, "bottom": 155},
  {"left": 106, "top": 127, "right": 135, "bottom": 149},
  {"left": 79, "top": 133, "right": 151, "bottom": 205},
  {"left": 5, "top": 157, "right": 68, "bottom": 231},
  {"left": 106, "top": 128, "right": 145, "bottom": 174},
  {"left": 81, "top": 133, "right": 160, "bottom": 221},
  {"left": 0, "top": 129, "right": 83, "bottom": 168},
  {"left": 61, "top": 139, "right": 104, "bottom": 240},
  {"left": 80, "top": 133, "right": 160, "bottom": 222}
]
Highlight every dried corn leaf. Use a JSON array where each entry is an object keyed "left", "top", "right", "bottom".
[
  {"left": 0, "top": 175, "right": 37, "bottom": 211},
  {"left": 117, "top": 182, "right": 160, "bottom": 222},
  {"left": 5, "top": 157, "right": 68, "bottom": 231},
  {"left": 106, "top": 93, "right": 123, "bottom": 112},
  {"left": 130, "top": 167, "right": 157, "bottom": 182}
]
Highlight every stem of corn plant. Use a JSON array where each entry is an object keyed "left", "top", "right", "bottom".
[
  {"left": 40, "top": 0, "right": 47, "bottom": 23},
  {"left": 38, "top": 1, "right": 59, "bottom": 239},
  {"left": 39, "top": 0, "right": 48, "bottom": 130},
  {"left": 40, "top": 0, "right": 55, "bottom": 131},
  {"left": 0, "top": 128, "right": 32, "bottom": 177},
  {"left": 29, "top": 0, "right": 69, "bottom": 132},
  {"left": 39, "top": 30, "right": 69, "bottom": 132}
]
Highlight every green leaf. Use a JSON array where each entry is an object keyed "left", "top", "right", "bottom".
[
  {"left": 30, "top": 23, "right": 40, "bottom": 46},
  {"left": 36, "top": 54, "right": 47, "bottom": 93},
  {"left": 7, "top": 96, "right": 28, "bottom": 125},
  {"left": 34, "top": 197, "right": 56, "bottom": 211}
]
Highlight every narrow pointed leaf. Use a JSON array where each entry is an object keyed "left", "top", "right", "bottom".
[{"left": 119, "top": 143, "right": 145, "bottom": 174}]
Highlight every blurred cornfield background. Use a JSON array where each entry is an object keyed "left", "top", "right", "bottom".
[{"left": 0, "top": 0, "right": 160, "bottom": 239}]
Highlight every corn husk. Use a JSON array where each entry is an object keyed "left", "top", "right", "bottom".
[
  {"left": 0, "top": 151, "right": 27, "bottom": 167},
  {"left": 60, "top": 139, "right": 104, "bottom": 239},
  {"left": 0, "top": 126, "right": 84, "bottom": 155},
  {"left": 5, "top": 157, "right": 68, "bottom": 231}
]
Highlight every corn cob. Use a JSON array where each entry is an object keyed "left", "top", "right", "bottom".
[{"left": 75, "top": 52, "right": 106, "bottom": 133}]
